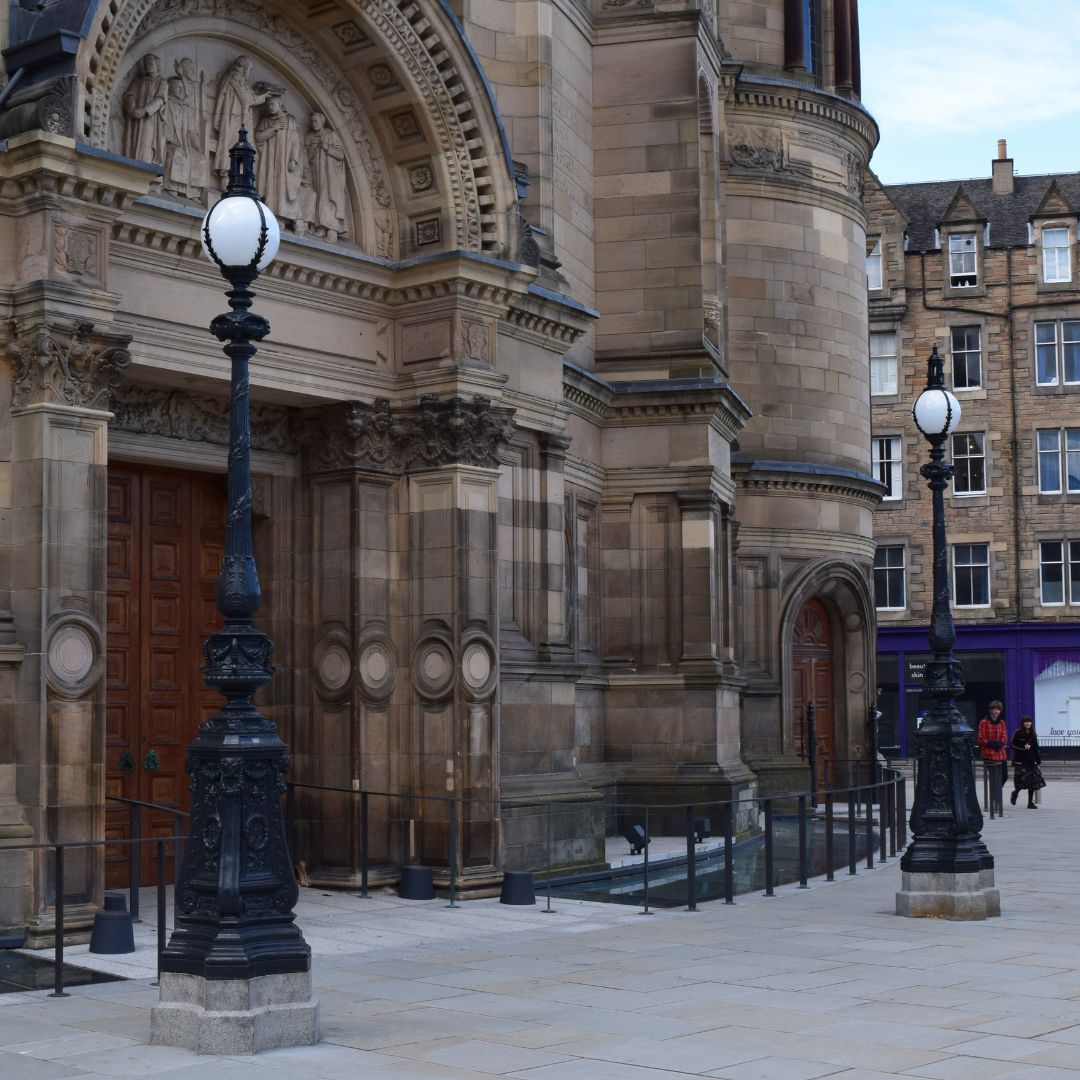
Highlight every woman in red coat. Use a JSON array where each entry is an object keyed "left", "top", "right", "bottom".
[{"left": 977, "top": 700, "right": 1008, "bottom": 809}]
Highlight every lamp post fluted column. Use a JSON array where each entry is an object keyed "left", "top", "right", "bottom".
[
  {"left": 895, "top": 346, "right": 999, "bottom": 919},
  {"left": 151, "top": 132, "right": 318, "bottom": 1054}
]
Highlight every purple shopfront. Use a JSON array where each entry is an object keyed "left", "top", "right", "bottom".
[{"left": 876, "top": 623, "right": 1080, "bottom": 758}]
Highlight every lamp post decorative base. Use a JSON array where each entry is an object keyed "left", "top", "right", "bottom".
[
  {"left": 151, "top": 971, "right": 318, "bottom": 1055},
  {"left": 896, "top": 869, "right": 1000, "bottom": 921}
]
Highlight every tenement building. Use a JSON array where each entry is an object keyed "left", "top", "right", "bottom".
[
  {"left": 867, "top": 142, "right": 1080, "bottom": 755},
  {"left": 0, "top": 0, "right": 878, "bottom": 940}
]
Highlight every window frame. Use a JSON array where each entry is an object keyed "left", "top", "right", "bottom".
[
  {"left": 869, "top": 330, "right": 899, "bottom": 397},
  {"left": 950, "top": 325, "right": 982, "bottom": 390},
  {"left": 952, "top": 542, "right": 991, "bottom": 608},
  {"left": 866, "top": 237, "right": 883, "bottom": 291},
  {"left": 1034, "top": 319, "right": 1080, "bottom": 387},
  {"left": 1037, "top": 427, "right": 1080, "bottom": 494},
  {"left": 951, "top": 431, "right": 986, "bottom": 496},
  {"left": 872, "top": 434, "right": 902, "bottom": 501},
  {"left": 1042, "top": 226, "right": 1072, "bottom": 284},
  {"left": 948, "top": 232, "right": 978, "bottom": 288},
  {"left": 873, "top": 545, "right": 906, "bottom": 611},
  {"left": 1040, "top": 540, "right": 1066, "bottom": 605}
]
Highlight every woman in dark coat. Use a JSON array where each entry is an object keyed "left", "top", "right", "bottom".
[{"left": 1010, "top": 715, "right": 1046, "bottom": 808}]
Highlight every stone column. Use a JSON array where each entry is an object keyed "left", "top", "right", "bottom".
[
  {"left": 5, "top": 319, "right": 130, "bottom": 944},
  {"left": 538, "top": 432, "right": 572, "bottom": 661}
]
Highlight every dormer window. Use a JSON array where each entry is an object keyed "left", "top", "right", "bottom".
[
  {"left": 866, "top": 238, "right": 883, "bottom": 290},
  {"left": 948, "top": 233, "right": 978, "bottom": 288},
  {"left": 1043, "top": 227, "right": 1072, "bottom": 284}
]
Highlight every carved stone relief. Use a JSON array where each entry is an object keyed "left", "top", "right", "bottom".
[
  {"left": 110, "top": 385, "right": 293, "bottom": 453},
  {"left": 53, "top": 226, "right": 101, "bottom": 279},
  {"left": 295, "top": 396, "right": 516, "bottom": 475},
  {"left": 5, "top": 320, "right": 131, "bottom": 410},
  {"left": 729, "top": 125, "right": 784, "bottom": 172}
]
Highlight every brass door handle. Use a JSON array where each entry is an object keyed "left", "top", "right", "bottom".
[{"left": 144, "top": 748, "right": 160, "bottom": 772}]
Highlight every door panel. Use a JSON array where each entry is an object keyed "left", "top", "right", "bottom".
[
  {"left": 105, "top": 465, "right": 226, "bottom": 889},
  {"left": 792, "top": 598, "right": 836, "bottom": 791}
]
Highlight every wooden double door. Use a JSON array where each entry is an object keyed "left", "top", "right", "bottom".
[
  {"left": 791, "top": 598, "right": 837, "bottom": 789},
  {"left": 105, "top": 464, "right": 226, "bottom": 888}
]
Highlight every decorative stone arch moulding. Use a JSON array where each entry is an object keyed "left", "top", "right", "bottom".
[
  {"left": 777, "top": 559, "right": 877, "bottom": 755},
  {"left": 78, "top": 0, "right": 518, "bottom": 257}
]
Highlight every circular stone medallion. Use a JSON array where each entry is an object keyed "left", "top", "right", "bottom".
[
  {"left": 48, "top": 624, "right": 96, "bottom": 688},
  {"left": 461, "top": 640, "right": 495, "bottom": 697},
  {"left": 318, "top": 642, "right": 352, "bottom": 694},
  {"left": 414, "top": 639, "right": 454, "bottom": 699}
]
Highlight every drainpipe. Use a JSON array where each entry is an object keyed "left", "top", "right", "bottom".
[{"left": 0, "top": 68, "right": 26, "bottom": 111}]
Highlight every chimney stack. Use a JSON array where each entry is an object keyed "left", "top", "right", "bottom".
[{"left": 992, "top": 138, "right": 1014, "bottom": 195}]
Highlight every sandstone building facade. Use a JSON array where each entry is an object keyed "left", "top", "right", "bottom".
[
  {"left": 867, "top": 144, "right": 1080, "bottom": 754},
  {"left": 0, "top": 0, "right": 878, "bottom": 940}
]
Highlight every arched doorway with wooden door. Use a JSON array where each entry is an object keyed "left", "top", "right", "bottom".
[
  {"left": 104, "top": 463, "right": 226, "bottom": 889},
  {"left": 791, "top": 598, "right": 837, "bottom": 794}
]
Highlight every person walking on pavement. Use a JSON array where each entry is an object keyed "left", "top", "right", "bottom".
[
  {"left": 1010, "top": 715, "right": 1046, "bottom": 808},
  {"left": 977, "top": 700, "right": 1008, "bottom": 812}
]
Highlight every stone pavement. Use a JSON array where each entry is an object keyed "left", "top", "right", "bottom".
[{"left": 4, "top": 784, "right": 1080, "bottom": 1079}]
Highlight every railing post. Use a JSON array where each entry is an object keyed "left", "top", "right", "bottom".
[
  {"left": 51, "top": 845, "right": 67, "bottom": 997},
  {"left": 797, "top": 794, "right": 808, "bottom": 888},
  {"left": 129, "top": 802, "right": 141, "bottom": 922},
  {"left": 879, "top": 782, "right": 888, "bottom": 863},
  {"left": 155, "top": 839, "right": 166, "bottom": 987},
  {"left": 723, "top": 800, "right": 735, "bottom": 904},
  {"left": 544, "top": 801, "right": 554, "bottom": 913},
  {"left": 763, "top": 799, "right": 775, "bottom": 897},
  {"left": 685, "top": 805, "right": 697, "bottom": 911},
  {"left": 641, "top": 806, "right": 652, "bottom": 915},
  {"left": 848, "top": 787, "right": 857, "bottom": 875},
  {"left": 825, "top": 792, "right": 835, "bottom": 881},
  {"left": 864, "top": 786, "right": 874, "bottom": 869},
  {"left": 890, "top": 776, "right": 899, "bottom": 856},
  {"left": 899, "top": 773, "right": 908, "bottom": 846},
  {"left": 981, "top": 760, "right": 989, "bottom": 814},
  {"left": 806, "top": 702, "right": 818, "bottom": 806},
  {"left": 285, "top": 781, "right": 296, "bottom": 854},
  {"left": 174, "top": 811, "right": 185, "bottom": 877},
  {"left": 447, "top": 797, "right": 458, "bottom": 909},
  {"left": 360, "top": 791, "right": 369, "bottom": 899}
]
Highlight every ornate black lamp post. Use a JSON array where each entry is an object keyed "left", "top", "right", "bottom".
[
  {"left": 151, "top": 132, "right": 317, "bottom": 1053},
  {"left": 895, "top": 346, "right": 999, "bottom": 919}
]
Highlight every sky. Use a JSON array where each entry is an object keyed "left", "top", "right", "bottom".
[{"left": 860, "top": 0, "right": 1080, "bottom": 184}]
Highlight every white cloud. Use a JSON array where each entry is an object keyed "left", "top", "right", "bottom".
[{"left": 863, "top": 1, "right": 1080, "bottom": 136}]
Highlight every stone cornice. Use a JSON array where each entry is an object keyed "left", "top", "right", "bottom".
[
  {"left": 731, "top": 74, "right": 879, "bottom": 153},
  {"left": 0, "top": 132, "right": 156, "bottom": 213},
  {"left": 733, "top": 458, "right": 884, "bottom": 509},
  {"left": 562, "top": 364, "right": 751, "bottom": 442},
  {"left": 604, "top": 464, "right": 735, "bottom": 504}
]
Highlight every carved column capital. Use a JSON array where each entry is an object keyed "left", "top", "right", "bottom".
[
  {"left": 5, "top": 319, "right": 131, "bottom": 410},
  {"left": 296, "top": 395, "right": 516, "bottom": 475}
]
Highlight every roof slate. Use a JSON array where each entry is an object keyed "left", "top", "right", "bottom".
[{"left": 882, "top": 172, "right": 1080, "bottom": 252}]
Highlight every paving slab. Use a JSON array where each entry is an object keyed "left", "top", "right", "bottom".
[{"left": 5, "top": 782, "right": 1080, "bottom": 1076}]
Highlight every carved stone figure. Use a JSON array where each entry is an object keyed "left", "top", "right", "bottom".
[
  {"left": 212, "top": 56, "right": 268, "bottom": 176},
  {"left": 122, "top": 53, "right": 167, "bottom": 163},
  {"left": 254, "top": 95, "right": 305, "bottom": 230},
  {"left": 303, "top": 112, "right": 347, "bottom": 242},
  {"left": 162, "top": 59, "right": 207, "bottom": 199}
]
